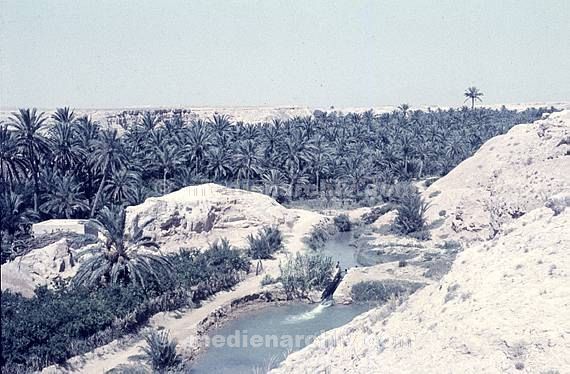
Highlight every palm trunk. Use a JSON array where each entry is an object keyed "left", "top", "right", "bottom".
[
  {"left": 246, "top": 168, "right": 251, "bottom": 190},
  {"left": 163, "top": 169, "right": 168, "bottom": 194},
  {"left": 28, "top": 143, "right": 39, "bottom": 212},
  {"left": 90, "top": 159, "right": 109, "bottom": 217},
  {"left": 316, "top": 170, "right": 320, "bottom": 194}
]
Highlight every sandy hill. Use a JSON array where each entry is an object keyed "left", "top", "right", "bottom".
[
  {"left": 272, "top": 111, "right": 570, "bottom": 373},
  {"left": 423, "top": 109, "right": 570, "bottom": 244}
]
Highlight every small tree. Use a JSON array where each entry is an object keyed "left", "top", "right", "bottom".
[
  {"left": 247, "top": 226, "right": 284, "bottom": 259},
  {"left": 392, "top": 185, "right": 429, "bottom": 235}
]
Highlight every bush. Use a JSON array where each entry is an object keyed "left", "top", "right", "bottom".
[
  {"left": 351, "top": 280, "right": 423, "bottom": 303},
  {"left": 260, "top": 274, "right": 276, "bottom": 286},
  {"left": 304, "top": 223, "right": 335, "bottom": 251},
  {"left": 142, "top": 329, "right": 181, "bottom": 373},
  {"left": 278, "top": 253, "right": 334, "bottom": 299},
  {"left": 360, "top": 204, "right": 394, "bottom": 224},
  {"left": 1, "top": 239, "right": 250, "bottom": 372},
  {"left": 392, "top": 184, "right": 429, "bottom": 235},
  {"left": 247, "top": 226, "right": 284, "bottom": 259},
  {"left": 333, "top": 214, "right": 351, "bottom": 232}
]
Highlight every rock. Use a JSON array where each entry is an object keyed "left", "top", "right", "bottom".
[
  {"left": 126, "top": 183, "right": 296, "bottom": 252},
  {"left": 0, "top": 239, "right": 91, "bottom": 297},
  {"left": 545, "top": 192, "right": 570, "bottom": 215}
]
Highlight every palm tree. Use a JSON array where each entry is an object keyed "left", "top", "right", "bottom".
[
  {"left": 104, "top": 169, "right": 140, "bottom": 204},
  {"left": 152, "top": 144, "right": 186, "bottom": 193},
  {"left": 185, "top": 121, "right": 211, "bottom": 176},
  {"left": 9, "top": 108, "right": 50, "bottom": 212},
  {"left": 73, "top": 206, "right": 174, "bottom": 289},
  {"left": 52, "top": 106, "right": 76, "bottom": 125},
  {"left": 261, "top": 169, "right": 287, "bottom": 199},
  {"left": 398, "top": 103, "right": 410, "bottom": 118},
  {"left": 89, "top": 129, "right": 126, "bottom": 216},
  {"left": 0, "top": 124, "right": 28, "bottom": 191},
  {"left": 206, "top": 147, "right": 232, "bottom": 182},
  {"left": 0, "top": 192, "right": 37, "bottom": 244},
  {"left": 40, "top": 174, "right": 89, "bottom": 218},
  {"left": 464, "top": 87, "right": 484, "bottom": 109},
  {"left": 233, "top": 140, "right": 260, "bottom": 190},
  {"left": 48, "top": 120, "right": 83, "bottom": 172},
  {"left": 139, "top": 111, "right": 161, "bottom": 134}
]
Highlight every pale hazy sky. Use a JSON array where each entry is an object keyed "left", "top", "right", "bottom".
[{"left": 1, "top": 0, "right": 569, "bottom": 108}]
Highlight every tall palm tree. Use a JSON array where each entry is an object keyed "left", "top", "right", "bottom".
[
  {"left": 73, "top": 206, "right": 174, "bottom": 289},
  {"left": 185, "top": 121, "right": 211, "bottom": 176},
  {"left": 9, "top": 108, "right": 50, "bottom": 212},
  {"left": 48, "top": 120, "right": 83, "bottom": 172},
  {"left": 0, "top": 124, "right": 28, "bottom": 191},
  {"left": 89, "top": 129, "right": 126, "bottom": 216},
  {"left": 206, "top": 147, "right": 232, "bottom": 182},
  {"left": 464, "top": 87, "right": 484, "bottom": 109},
  {"left": 75, "top": 116, "right": 100, "bottom": 206},
  {"left": 40, "top": 174, "right": 89, "bottom": 218}
]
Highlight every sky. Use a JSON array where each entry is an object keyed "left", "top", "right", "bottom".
[{"left": 0, "top": 0, "right": 569, "bottom": 109}]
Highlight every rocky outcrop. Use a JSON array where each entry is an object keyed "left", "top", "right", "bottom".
[
  {"left": 126, "top": 183, "right": 295, "bottom": 252},
  {"left": 0, "top": 239, "right": 93, "bottom": 297}
]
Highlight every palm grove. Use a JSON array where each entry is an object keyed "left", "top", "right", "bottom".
[
  {"left": 1, "top": 100, "right": 554, "bottom": 261},
  {"left": 0, "top": 93, "right": 558, "bottom": 371}
]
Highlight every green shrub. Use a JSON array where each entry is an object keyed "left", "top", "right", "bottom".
[
  {"left": 392, "top": 184, "right": 429, "bottom": 235},
  {"left": 142, "top": 329, "right": 181, "bottom": 373},
  {"left": 304, "top": 223, "right": 335, "bottom": 251},
  {"left": 278, "top": 253, "right": 334, "bottom": 299},
  {"left": 351, "top": 280, "right": 423, "bottom": 303},
  {"left": 247, "top": 226, "right": 284, "bottom": 259},
  {"left": 333, "top": 214, "right": 351, "bottom": 232},
  {"left": 260, "top": 274, "right": 276, "bottom": 286}
]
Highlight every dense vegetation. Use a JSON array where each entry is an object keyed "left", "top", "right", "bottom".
[
  {"left": 0, "top": 240, "right": 250, "bottom": 372},
  {"left": 0, "top": 105, "right": 556, "bottom": 262},
  {"left": 279, "top": 252, "right": 335, "bottom": 298}
]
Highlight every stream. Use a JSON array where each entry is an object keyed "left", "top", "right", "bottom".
[
  {"left": 190, "top": 232, "right": 370, "bottom": 372},
  {"left": 189, "top": 302, "right": 370, "bottom": 373}
]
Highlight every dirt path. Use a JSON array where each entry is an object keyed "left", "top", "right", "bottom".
[{"left": 42, "top": 209, "right": 324, "bottom": 373}]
